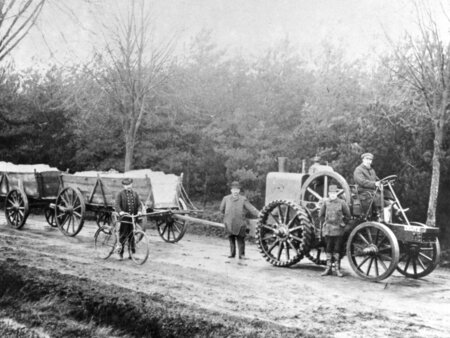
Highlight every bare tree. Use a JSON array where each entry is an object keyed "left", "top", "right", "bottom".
[
  {"left": 0, "top": 0, "right": 45, "bottom": 62},
  {"left": 87, "top": 0, "right": 176, "bottom": 171},
  {"left": 386, "top": 0, "right": 450, "bottom": 226}
]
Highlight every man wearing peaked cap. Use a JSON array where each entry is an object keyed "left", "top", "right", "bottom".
[
  {"left": 114, "top": 177, "right": 141, "bottom": 260},
  {"left": 319, "top": 184, "right": 351, "bottom": 277},
  {"left": 220, "top": 181, "right": 259, "bottom": 261},
  {"left": 353, "top": 152, "right": 394, "bottom": 218}
]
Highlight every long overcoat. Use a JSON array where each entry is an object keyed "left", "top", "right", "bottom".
[
  {"left": 353, "top": 163, "right": 378, "bottom": 193},
  {"left": 220, "top": 194, "right": 259, "bottom": 236}
]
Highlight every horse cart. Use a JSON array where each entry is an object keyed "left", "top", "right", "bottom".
[
  {"left": 0, "top": 162, "right": 60, "bottom": 229},
  {"left": 51, "top": 169, "right": 200, "bottom": 242},
  {"left": 256, "top": 162, "right": 441, "bottom": 281}
]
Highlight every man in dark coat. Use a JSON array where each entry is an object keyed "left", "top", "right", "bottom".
[
  {"left": 353, "top": 152, "right": 394, "bottom": 217},
  {"left": 115, "top": 178, "right": 141, "bottom": 260},
  {"left": 220, "top": 181, "right": 259, "bottom": 260},
  {"left": 319, "top": 185, "right": 351, "bottom": 277}
]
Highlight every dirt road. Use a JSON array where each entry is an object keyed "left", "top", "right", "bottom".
[{"left": 1, "top": 212, "right": 450, "bottom": 337}]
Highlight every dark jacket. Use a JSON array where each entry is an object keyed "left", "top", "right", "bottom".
[
  {"left": 115, "top": 189, "right": 141, "bottom": 215},
  {"left": 354, "top": 163, "right": 378, "bottom": 192},
  {"left": 319, "top": 198, "right": 351, "bottom": 236},
  {"left": 220, "top": 194, "right": 259, "bottom": 236}
]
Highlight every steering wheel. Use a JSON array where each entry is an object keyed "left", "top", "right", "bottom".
[{"left": 379, "top": 175, "right": 397, "bottom": 186}]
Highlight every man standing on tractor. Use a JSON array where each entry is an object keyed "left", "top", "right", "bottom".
[{"left": 319, "top": 185, "right": 351, "bottom": 277}]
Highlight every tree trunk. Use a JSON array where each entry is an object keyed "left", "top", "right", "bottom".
[
  {"left": 426, "top": 117, "right": 444, "bottom": 227},
  {"left": 124, "top": 136, "right": 135, "bottom": 172}
]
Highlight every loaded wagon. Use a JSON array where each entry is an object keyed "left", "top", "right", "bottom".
[
  {"left": 52, "top": 169, "right": 198, "bottom": 242},
  {"left": 0, "top": 162, "right": 60, "bottom": 229},
  {"left": 256, "top": 159, "right": 441, "bottom": 281}
]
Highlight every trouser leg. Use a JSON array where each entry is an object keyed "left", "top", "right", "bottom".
[
  {"left": 321, "top": 236, "right": 333, "bottom": 276},
  {"left": 237, "top": 235, "right": 245, "bottom": 258},
  {"left": 119, "top": 222, "right": 132, "bottom": 255},
  {"left": 228, "top": 235, "right": 236, "bottom": 257},
  {"left": 333, "top": 236, "right": 344, "bottom": 277}
]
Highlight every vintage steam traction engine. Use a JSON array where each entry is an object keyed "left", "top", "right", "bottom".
[{"left": 256, "top": 158, "right": 440, "bottom": 281}]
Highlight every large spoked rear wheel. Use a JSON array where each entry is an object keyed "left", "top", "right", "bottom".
[
  {"left": 44, "top": 206, "right": 57, "bottom": 227},
  {"left": 156, "top": 199, "right": 188, "bottom": 243},
  {"left": 256, "top": 199, "right": 313, "bottom": 267},
  {"left": 55, "top": 187, "right": 86, "bottom": 237},
  {"left": 5, "top": 188, "right": 29, "bottom": 229},
  {"left": 130, "top": 230, "right": 149, "bottom": 265},
  {"left": 396, "top": 222, "right": 440, "bottom": 279},
  {"left": 347, "top": 222, "right": 399, "bottom": 281},
  {"left": 300, "top": 171, "right": 351, "bottom": 233},
  {"left": 94, "top": 226, "right": 117, "bottom": 259}
]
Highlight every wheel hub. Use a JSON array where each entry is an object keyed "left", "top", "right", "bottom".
[
  {"left": 275, "top": 225, "right": 289, "bottom": 239},
  {"left": 362, "top": 244, "right": 379, "bottom": 255}
]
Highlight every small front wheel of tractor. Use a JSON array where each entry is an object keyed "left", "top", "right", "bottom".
[
  {"left": 396, "top": 222, "right": 440, "bottom": 279},
  {"left": 5, "top": 188, "right": 29, "bottom": 229},
  {"left": 256, "top": 199, "right": 313, "bottom": 267},
  {"left": 346, "top": 222, "right": 399, "bottom": 281}
]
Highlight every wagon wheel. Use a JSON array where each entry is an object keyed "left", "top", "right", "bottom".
[
  {"left": 44, "top": 207, "right": 57, "bottom": 227},
  {"left": 346, "top": 221, "right": 399, "bottom": 281},
  {"left": 55, "top": 187, "right": 86, "bottom": 237},
  {"left": 300, "top": 171, "right": 351, "bottom": 232},
  {"left": 155, "top": 199, "right": 188, "bottom": 243},
  {"left": 96, "top": 211, "right": 112, "bottom": 228},
  {"left": 5, "top": 188, "right": 29, "bottom": 229},
  {"left": 256, "top": 199, "right": 313, "bottom": 267},
  {"left": 396, "top": 222, "right": 440, "bottom": 279}
]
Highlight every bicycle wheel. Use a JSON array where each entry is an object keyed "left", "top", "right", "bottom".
[
  {"left": 94, "top": 226, "right": 117, "bottom": 259},
  {"left": 129, "top": 230, "right": 149, "bottom": 265}
]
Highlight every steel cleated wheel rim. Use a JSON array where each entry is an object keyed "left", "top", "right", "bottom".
[{"left": 256, "top": 199, "right": 313, "bottom": 267}]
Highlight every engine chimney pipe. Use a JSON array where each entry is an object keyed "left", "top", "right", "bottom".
[{"left": 278, "top": 157, "right": 288, "bottom": 172}]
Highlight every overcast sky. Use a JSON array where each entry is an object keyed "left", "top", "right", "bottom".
[{"left": 9, "top": 0, "right": 447, "bottom": 69}]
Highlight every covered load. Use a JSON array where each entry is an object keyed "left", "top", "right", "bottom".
[
  {"left": 0, "top": 161, "right": 60, "bottom": 199},
  {"left": 62, "top": 169, "right": 182, "bottom": 209}
]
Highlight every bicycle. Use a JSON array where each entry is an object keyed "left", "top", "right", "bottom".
[{"left": 94, "top": 212, "right": 149, "bottom": 265}]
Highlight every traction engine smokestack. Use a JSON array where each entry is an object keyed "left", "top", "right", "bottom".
[{"left": 278, "top": 157, "right": 288, "bottom": 172}]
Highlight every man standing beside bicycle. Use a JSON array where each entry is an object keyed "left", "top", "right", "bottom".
[{"left": 115, "top": 178, "right": 142, "bottom": 260}]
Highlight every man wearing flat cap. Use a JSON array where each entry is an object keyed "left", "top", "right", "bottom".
[
  {"left": 220, "top": 181, "right": 259, "bottom": 260},
  {"left": 115, "top": 178, "right": 141, "bottom": 260},
  {"left": 319, "top": 184, "right": 351, "bottom": 277}
]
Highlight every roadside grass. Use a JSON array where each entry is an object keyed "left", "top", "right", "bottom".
[{"left": 0, "top": 259, "right": 315, "bottom": 338}]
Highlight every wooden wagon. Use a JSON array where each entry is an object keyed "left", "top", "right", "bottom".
[
  {"left": 52, "top": 169, "right": 199, "bottom": 242},
  {"left": 0, "top": 162, "right": 60, "bottom": 229}
]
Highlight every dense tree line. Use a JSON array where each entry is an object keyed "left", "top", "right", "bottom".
[{"left": 1, "top": 32, "right": 450, "bottom": 243}]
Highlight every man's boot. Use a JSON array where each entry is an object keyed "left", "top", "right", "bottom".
[
  {"left": 334, "top": 253, "right": 343, "bottom": 277},
  {"left": 321, "top": 253, "right": 332, "bottom": 276}
]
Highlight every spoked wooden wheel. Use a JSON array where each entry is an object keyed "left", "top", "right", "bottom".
[
  {"left": 55, "top": 187, "right": 86, "bottom": 237},
  {"left": 396, "top": 222, "right": 440, "bottom": 279},
  {"left": 256, "top": 199, "right": 313, "bottom": 267},
  {"left": 300, "top": 171, "right": 351, "bottom": 232},
  {"left": 129, "top": 230, "right": 149, "bottom": 265},
  {"left": 155, "top": 199, "right": 188, "bottom": 243},
  {"left": 96, "top": 211, "right": 112, "bottom": 228},
  {"left": 44, "top": 207, "right": 57, "bottom": 227},
  {"left": 5, "top": 188, "right": 29, "bottom": 229},
  {"left": 347, "top": 222, "right": 399, "bottom": 281},
  {"left": 94, "top": 226, "right": 117, "bottom": 259}
]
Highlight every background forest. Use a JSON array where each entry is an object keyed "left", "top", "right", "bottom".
[{"left": 1, "top": 3, "right": 450, "bottom": 245}]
